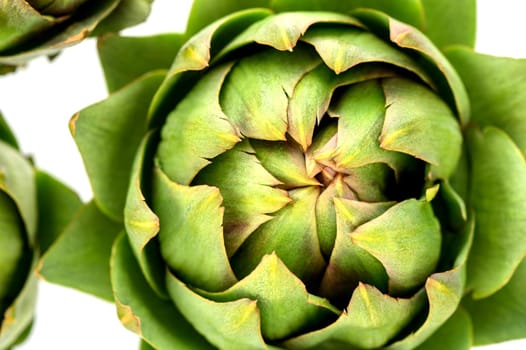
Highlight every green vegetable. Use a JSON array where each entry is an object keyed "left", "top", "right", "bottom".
[
  {"left": 0, "top": 111, "right": 82, "bottom": 349},
  {"left": 41, "top": 1, "right": 526, "bottom": 349},
  {"left": 0, "top": 0, "right": 154, "bottom": 73}
]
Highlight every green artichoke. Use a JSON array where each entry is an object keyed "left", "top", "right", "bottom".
[
  {"left": 0, "top": 112, "right": 81, "bottom": 349},
  {"left": 0, "top": 0, "right": 154, "bottom": 73},
  {"left": 41, "top": 1, "right": 526, "bottom": 349}
]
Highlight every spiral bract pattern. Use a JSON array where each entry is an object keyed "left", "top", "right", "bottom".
[{"left": 136, "top": 10, "right": 469, "bottom": 349}]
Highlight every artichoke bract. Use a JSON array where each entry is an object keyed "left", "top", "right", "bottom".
[
  {"left": 41, "top": 1, "right": 526, "bottom": 349},
  {"left": 0, "top": 0, "right": 153, "bottom": 73},
  {"left": 0, "top": 112, "right": 81, "bottom": 349}
]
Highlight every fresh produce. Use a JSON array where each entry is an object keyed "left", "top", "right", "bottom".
[
  {"left": 0, "top": 112, "right": 81, "bottom": 349},
  {"left": 41, "top": 1, "right": 526, "bottom": 349}
]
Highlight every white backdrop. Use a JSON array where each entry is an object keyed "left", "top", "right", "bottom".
[{"left": 0, "top": 0, "right": 525, "bottom": 349}]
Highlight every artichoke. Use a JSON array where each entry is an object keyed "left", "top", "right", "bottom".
[
  {"left": 0, "top": 111, "right": 81, "bottom": 349},
  {"left": 41, "top": 0, "right": 526, "bottom": 349},
  {"left": 0, "top": 0, "right": 154, "bottom": 73}
]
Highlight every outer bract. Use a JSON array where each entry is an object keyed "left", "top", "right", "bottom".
[
  {"left": 0, "top": 0, "right": 153, "bottom": 73},
  {"left": 41, "top": 1, "right": 526, "bottom": 349},
  {"left": 0, "top": 112, "right": 81, "bottom": 350}
]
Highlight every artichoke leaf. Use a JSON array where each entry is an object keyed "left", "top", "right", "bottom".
[
  {"left": 171, "top": 8, "right": 273, "bottom": 75},
  {"left": 111, "top": 233, "right": 214, "bottom": 350},
  {"left": 351, "top": 199, "right": 441, "bottom": 295},
  {"left": 36, "top": 171, "right": 82, "bottom": 253},
  {"left": 301, "top": 25, "right": 431, "bottom": 82},
  {"left": 319, "top": 198, "right": 393, "bottom": 305},
  {"left": 465, "top": 126, "right": 526, "bottom": 298},
  {"left": 327, "top": 80, "right": 411, "bottom": 174},
  {"left": 270, "top": 0, "right": 425, "bottom": 30},
  {"left": 352, "top": 9, "right": 470, "bottom": 125},
  {"left": 166, "top": 272, "right": 267, "bottom": 350},
  {"left": 152, "top": 166, "right": 238, "bottom": 292},
  {"left": 156, "top": 62, "right": 240, "bottom": 185},
  {"left": 384, "top": 215, "right": 472, "bottom": 349},
  {"left": 231, "top": 186, "right": 326, "bottom": 287},
  {"left": 285, "top": 283, "right": 426, "bottom": 349},
  {"left": 385, "top": 267, "right": 465, "bottom": 350},
  {"left": 98, "top": 33, "right": 185, "bottom": 93},
  {"left": 450, "top": 212, "right": 475, "bottom": 269},
  {"left": 315, "top": 176, "right": 357, "bottom": 258},
  {"left": 124, "top": 132, "right": 167, "bottom": 298},
  {"left": 199, "top": 253, "right": 339, "bottom": 342},
  {"left": 72, "top": 71, "right": 164, "bottom": 221},
  {"left": 186, "top": 0, "right": 272, "bottom": 36},
  {"left": 420, "top": 0, "right": 476, "bottom": 50},
  {"left": 288, "top": 63, "right": 401, "bottom": 151},
  {"left": 380, "top": 77, "right": 462, "bottom": 180},
  {"left": 432, "top": 180, "right": 467, "bottom": 232},
  {"left": 329, "top": 79, "right": 389, "bottom": 169},
  {"left": 192, "top": 140, "right": 291, "bottom": 257},
  {"left": 307, "top": 121, "right": 338, "bottom": 165},
  {"left": 149, "top": 8, "right": 272, "bottom": 126},
  {"left": 335, "top": 198, "right": 395, "bottom": 234},
  {"left": 38, "top": 201, "right": 120, "bottom": 301},
  {"left": 463, "top": 258, "right": 526, "bottom": 345},
  {"left": 414, "top": 307, "right": 473, "bottom": 350},
  {"left": 217, "top": 11, "right": 362, "bottom": 56},
  {"left": 342, "top": 164, "right": 396, "bottom": 203},
  {"left": 287, "top": 62, "right": 336, "bottom": 150},
  {"left": 446, "top": 47, "right": 526, "bottom": 155},
  {"left": 220, "top": 46, "right": 320, "bottom": 141},
  {"left": 250, "top": 138, "right": 319, "bottom": 188}
]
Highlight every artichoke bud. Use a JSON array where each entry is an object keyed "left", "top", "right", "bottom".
[
  {"left": 0, "top": 132, "right": 37, "bottom": 350},
  {"left": 0, "top": 111, "right": 81, "bottom": 349},
  {"left": 146, "top": 10, "right": 468, "bottom": 348},
  {"left": 0, "top": 0, "right": 153, "bottom": 69}
]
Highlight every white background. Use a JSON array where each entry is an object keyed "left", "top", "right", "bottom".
[{"left": 0, "top": 0, "right": 525, "bottom": 349}]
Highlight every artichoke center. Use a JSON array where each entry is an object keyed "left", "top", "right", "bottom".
[{"left": 315, "top": 165, "right": 338, "bottom": 187}]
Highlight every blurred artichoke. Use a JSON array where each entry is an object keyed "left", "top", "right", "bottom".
[
  {"left": 41, "top": 1, "right": 526, "bottom": 349},
  {"left": 0, "top": 111, "right": 81, "bottom": 350},
  {"left": 0, "top": 0, "right": 153, "bottom": 73}
]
